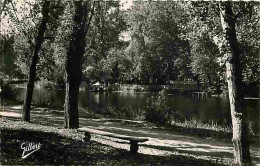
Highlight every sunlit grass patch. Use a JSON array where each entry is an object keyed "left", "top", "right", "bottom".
[{"left": 170, "top": 118, "right": 232, "bottom": 133}]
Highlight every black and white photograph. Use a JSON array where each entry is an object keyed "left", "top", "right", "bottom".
[{"left": 0, "top": 0, "right": 259, "bottom": 165}]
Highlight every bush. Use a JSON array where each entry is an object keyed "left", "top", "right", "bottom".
[
  {"left": 1, "top": 83, "right": 18, "bottom": 101},
  {"left": 144, "top": 94, "right": 180, "bottom": 124}
]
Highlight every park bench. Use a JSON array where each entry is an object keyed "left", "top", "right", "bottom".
[{"left": 78, "top": 127, "right": 148, "bottom": 154}]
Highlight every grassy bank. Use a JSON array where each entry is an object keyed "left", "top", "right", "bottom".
[
  {"left": 0, "top": 118, "right": 230, "bottom": 165},
  {"left": 97, "top": 107, "right": 234, "bottom": 141},
  {"left": 1, "top": 102, "right": 258, "bottom": 143},
  {"left": 93, "top": 103, "right": 258, "bottom": 143}
]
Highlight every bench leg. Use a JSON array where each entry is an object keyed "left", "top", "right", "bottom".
[
  {"left": 84, "top": 133, "right": 91, "bottom": 142},
  {"left": 130, "top": 141, "right": 138, "bottom": 154}
]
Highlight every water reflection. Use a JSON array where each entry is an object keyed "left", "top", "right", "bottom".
[{"left": 15, "top": 88, "right": 259, "bottom": 130}]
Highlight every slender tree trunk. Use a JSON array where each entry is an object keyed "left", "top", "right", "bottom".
[
  {"left": 22, "top": 1, "right": 50, "bottom": 122},
  {"left": 64, "top": 1, "right": 88, "bottom": 129},
  {"left": 219, "top": 2, "right": 251, "bottom": 166}
]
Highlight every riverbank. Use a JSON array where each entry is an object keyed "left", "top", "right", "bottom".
[
  {"left": 7, "top": 84, "right": 260, "bottom": 136},
  {"left": 0, "top": 118, "right": 231, "bottom": 165},
  {"left": 0, "top": 105, "right": 259, "bottom": 143}
]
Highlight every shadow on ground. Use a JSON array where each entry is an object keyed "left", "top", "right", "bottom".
[
  {"left": 0, "top": 128, "right": 228, "bottom": 165},
  {"left": 1, "top": 106, "right": 259, "bottom": 165}
]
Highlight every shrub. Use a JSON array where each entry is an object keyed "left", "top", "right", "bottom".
[
  {"left": 144, "top": 94, "right": 180, "bottom": 124},
  {"left": 1, "top": 83, "right": 18, "bottom": 101},
  {"left": 101, "top": 106, "right": 144, "bottom": 120}
]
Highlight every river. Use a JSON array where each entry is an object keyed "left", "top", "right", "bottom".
[{"left": 15, "top": 87, "right": 260, "bottom": 135}]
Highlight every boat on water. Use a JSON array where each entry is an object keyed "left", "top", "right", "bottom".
[{"left": 91, "top": 82, "right": 104, "bottom": 92}]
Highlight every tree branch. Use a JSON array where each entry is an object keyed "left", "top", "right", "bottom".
[
  {"left": 10, "top": 0, "right": 34, "bottom": 47},
  {"left": 218, "top": 2, "right": 231, "bottom": 23},
  {"left": 85, "top": 0, "right": 96, "bottom": 34}
]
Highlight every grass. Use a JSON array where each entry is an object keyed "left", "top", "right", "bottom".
[
  {"left": 170, "top": 119, "right": 232, "bottom": 133},
  {"left": 0, "top": 118, "right": 231, "bottom": 165},
  {"left": 91, "top": 97, "right": 235, "bottom": 140},
  {"left": 94, "top": 106, "right": 145, "bottom": 121},
  {"left": 94, "top": 106, "right": 233, "bottom": 133},
  {"left": 1, "top": 103, "right": 258, "bottom": 143},
  {"left": 94, "top": 108, "right": 259, "bottom": 143}
]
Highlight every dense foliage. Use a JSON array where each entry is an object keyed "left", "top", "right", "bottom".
[{"left": 1, "top": 1, "right": 259, "bottom": 95}]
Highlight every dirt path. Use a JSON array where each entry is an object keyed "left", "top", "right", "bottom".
[{"left": 1, "top": 105, "right": 260, "bottom": 165}]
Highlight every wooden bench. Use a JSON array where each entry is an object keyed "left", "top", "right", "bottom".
[{"left": 78, "top": 127, "right": 148, "bottom": 154}]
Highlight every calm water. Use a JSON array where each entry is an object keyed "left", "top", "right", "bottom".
[{"left": 16, "top": 87, "right": 260, "bottom": 134}]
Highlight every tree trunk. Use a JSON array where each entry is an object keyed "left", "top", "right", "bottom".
[
  {"left": 219, "top": 2, "right": 252, "bottom": 166},
  {"left": 22, "top": 0, "right": 50, "bottom": 122},
  {"left": 64, "top": 1, "right": 88, "bottom": 129}
]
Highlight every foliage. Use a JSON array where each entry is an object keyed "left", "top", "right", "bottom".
[
  {"left": 238, "top": 6, "right": 260, "bottom": 96},
  {"left": 124, "top": 1, "right": 192, "bottom": 85},
  {"left": 84, "top": 1, "right": 127, "bottom": 83},
  {"left": 0, "top": 35, "right": 22, "bottom": 79},
  {"left": 190, "top": 36, "right": 226, "bottom": 94},
  {"left": 145, "top": 94, "right": 180, "bottom": 124},
  {"left": 98, "top": 47, "right": 132, "bottom": 83},
  {"left": 0, "top": 83, "right": 18, "bottom": 100},
  {"left": 95, "top": 106, "right": 144, "bottom": 120},
  {"left": 1, "top": 0, "right": 259, "bottom": 97},
  {"left": 2, "top": 0, "right": 65, "bottom": 83},
  {"left": 181, "top": 1, "right": 260, "bottom": 95}
]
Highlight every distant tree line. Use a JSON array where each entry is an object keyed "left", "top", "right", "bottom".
[{"left": 1, "top": 1, "right": 259, "bottom": 97}]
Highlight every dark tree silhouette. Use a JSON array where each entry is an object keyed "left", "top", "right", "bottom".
[
  {"left": 64, "top": 0, "right": 94, "bottom": 128},
  {"left": 22, "top": 0, "right": 50, "bottom": 122}
]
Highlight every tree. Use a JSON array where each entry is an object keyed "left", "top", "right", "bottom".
[
  {"left": 99, "top": 47, "right": 132, "bottom": 84},
  {"left": 1, "top": 0, "right": 64, "bottom": 121},
  {"left": 219, "top": 2, "right": 252, "bottom": 165},
  {"left": 190, "top": 36, "right": 225, "bottom": 93},
  {"left": 22, "top": 0, "right": 50, "bottom": 122},
  {"left": 84, "top": 1, "right": 126, "bottom": 84},
  {"left": 182, "top": 1, "right": 260, "bottom": 96},
  {"left": 238, "top": 7, "right": 260, "bottom": 97},
  {"left": 64, "top": 0, "right": 94, "bottom": 129},
  {"left": 125, "top": 1, "right": 192, "bottom": 85},
  {"left": 181, "top": 1, "right": 258, "bottom": 165},
  {"left": 0, "top": 35, "right": 22, "bottom": 79}
]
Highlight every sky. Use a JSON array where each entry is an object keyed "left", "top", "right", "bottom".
[{"left": 120, "top": 0, "right": 133, "bottom": 10}]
